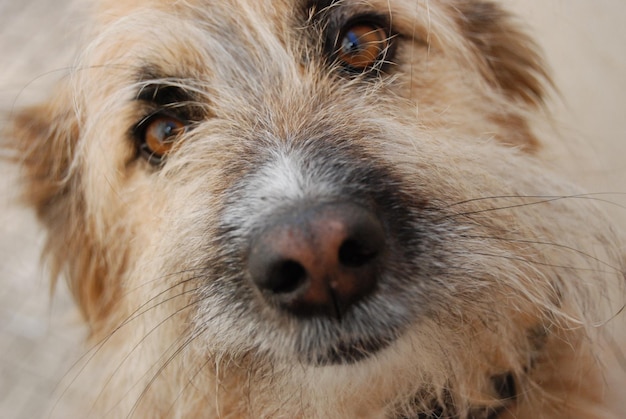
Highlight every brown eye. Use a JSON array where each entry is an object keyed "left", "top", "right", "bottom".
[
  {"left": 336, "top": 23, "right": 389, "bottom": 70},
  {"left": 139, "top": 114, "right": 186, "bottom": 164}
]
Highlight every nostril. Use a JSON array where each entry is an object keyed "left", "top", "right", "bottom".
[
  {"left": 267, "top": 260, "right": 308, "bottom": 294},
  {"left": 338, "top": 239, "right": 379, "bottom": 268}
]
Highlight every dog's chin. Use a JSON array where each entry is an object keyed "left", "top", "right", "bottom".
[
  {"left": 288, "top": 307, "right": 405, "bottom": 366},
  {"left": 310, "top": 335, "right": 394, "bottom": 366}
]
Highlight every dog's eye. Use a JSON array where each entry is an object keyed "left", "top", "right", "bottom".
[
  {"left": 137, "top": 114, "right": 186, "bottom": 165},
  {"left": 336, "top": 22, "right": 390, "bottom": 71}
]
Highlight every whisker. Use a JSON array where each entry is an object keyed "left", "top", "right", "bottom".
[
  {"left": 99, "top": 299, "right": 210, "bottom": 418},
  {"left": 436, "top": 193, "right": 626, "bottom": 213},
  {"left": 164, "top": 345, "right": 215, "bottom": 416},
  {"left": 125, "top": 322, "right": 212, "bottom": 419},
  {"left": 470, "top": 251, "right": 616, "bottom": 276},
  {"left": 49, "top": 278, "right": 202, "bottom": 417},
  {"left": 119, "top": 267, "right": 206, "bottom": 298},
  {"left": 464, "top": 235, "right": 625, "bottom": 275}
]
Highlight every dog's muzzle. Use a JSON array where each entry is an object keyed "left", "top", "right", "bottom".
[{"left": 210, "top": 141, "right": 433, "bottom": 365}]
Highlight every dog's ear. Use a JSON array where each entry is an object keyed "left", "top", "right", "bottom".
[
  {"left": 10, "top": 87, "right": 80, "bottom": 219},
  {"left": 456, "top": 1, "right": 551, "bottom": 107},
  {"left": 9, "top": 87, "right": 116, "bottom": 326}
]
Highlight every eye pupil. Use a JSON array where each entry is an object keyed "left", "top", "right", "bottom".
[
  {"left": 161, "top": 121, "right": 176, "bottom": 136},
  {"left": 342, "top": 31, "right": 361, "bottom": 54},
  {"left": 336, "top": 23, "right": 389, "bottom": 70},
  {"left": 140, "top": 115, "right": 186, "bottom": 164}
]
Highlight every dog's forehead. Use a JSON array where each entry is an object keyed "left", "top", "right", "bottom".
[
  {"left": 87, "top": 1, "right": 370, "bottom": 86},
  {"left": 87, "top": 0, "right": 440, "bottom": 79},
  {"left": 97, "top": 0, "right": 306, "bottom": 25},
  {"left": 94, "top": 0, "right": 430, "bottom": 35},
  {"left": 76, "top": 0, "right": 547, "bottom": 150}
]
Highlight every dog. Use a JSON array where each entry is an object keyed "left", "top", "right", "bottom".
[{"left": 6, "top": 0, "right": 625, "bottom": 417}]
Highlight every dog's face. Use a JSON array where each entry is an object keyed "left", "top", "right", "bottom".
[{"left": 9, "top": 0, "right": 624, "bottom": 417}]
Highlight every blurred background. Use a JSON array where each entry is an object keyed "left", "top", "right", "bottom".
[{"left": 0, "top": 1, "right": 624, "bottom": 418}]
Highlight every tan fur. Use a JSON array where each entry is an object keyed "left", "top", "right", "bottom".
[{"left": 5, "top": 0, "right": 625, "bottom": 417}]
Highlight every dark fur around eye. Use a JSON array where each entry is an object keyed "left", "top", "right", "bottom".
[{"left": 130, "top": 79, "right": 205, "bottom": 166}]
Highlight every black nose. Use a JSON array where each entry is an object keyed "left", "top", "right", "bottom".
[{"left": 247, "top": 202, "right": 386, "bottom": 318}]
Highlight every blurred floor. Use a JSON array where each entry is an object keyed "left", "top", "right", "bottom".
[{"left": 0, "top": 1, "right": 624, "bottom": 418}]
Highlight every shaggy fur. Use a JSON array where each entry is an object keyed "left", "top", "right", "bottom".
[{"left": 6, "top": 0, "right": 626, "bottom": 417}]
